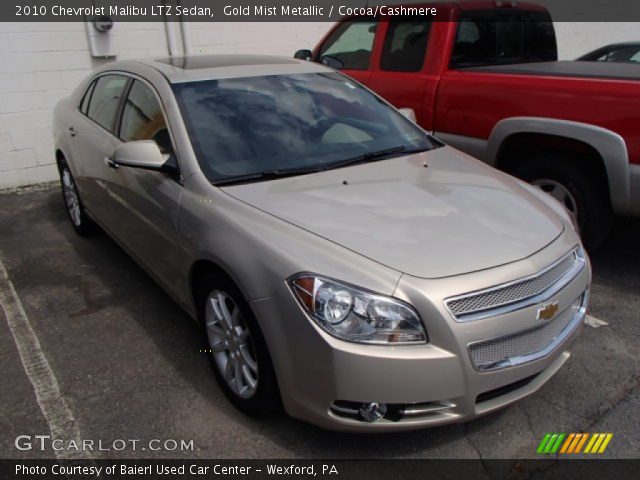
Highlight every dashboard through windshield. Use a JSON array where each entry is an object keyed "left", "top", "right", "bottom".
[{"left": 172, "top": 72, "right": 439, "bottom": 183}]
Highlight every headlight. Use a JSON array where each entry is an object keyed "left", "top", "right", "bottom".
[{"left": 288, "top": 274, "right": 427, "bottom": 345}]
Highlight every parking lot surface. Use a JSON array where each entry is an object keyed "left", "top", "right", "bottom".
[{"left": 0, "top": 184, "right": 638, "bottom": 459}]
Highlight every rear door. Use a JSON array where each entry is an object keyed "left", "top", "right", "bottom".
[
  {"left": 368, "top": 17, "right": 435, "bottom": 128},
  {"left": 315, "top": 18, "right": 379, "bottom": 85},
  {"left": 74, "top": 74, "right": 129, "bottom": 225}
]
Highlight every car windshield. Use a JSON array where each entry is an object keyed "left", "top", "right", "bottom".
[{"left": 172, "top": 72, "right": 438, "bottom": 183}]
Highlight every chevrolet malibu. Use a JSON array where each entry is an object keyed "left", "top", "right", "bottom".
[{"left": 53, "top": 55, "right": 591, "bottom": 431}]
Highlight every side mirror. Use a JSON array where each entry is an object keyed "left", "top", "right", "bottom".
[
  {"left": 320, "top": 55, "right": 344, "bottom": 70},
  {"left": 294, "top": 49, "right": 313, "bottom": 61},
  {"left": 398, "top": 108, "right": 417, "bottom": 123},
  {"left": 110, "top": 140, "right": 174, "bottom": 174}
]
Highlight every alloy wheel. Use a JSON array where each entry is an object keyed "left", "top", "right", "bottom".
[{"left": 205, "top": 290, "right": 259, "bottom": 399}]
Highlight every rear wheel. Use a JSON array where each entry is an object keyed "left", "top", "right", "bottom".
[
  {"left": 198, "top": 275, "right": 280, "bottom": 414},
  {"left": 59, "top": 160, "right": 95, "bottom": 236},
  {"left": 512, "top": 154, "right": 613, "bottom": 251}
]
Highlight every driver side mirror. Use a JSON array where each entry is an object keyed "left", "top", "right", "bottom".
[
  {"left": 110, "top": 140, "right": 177, "bottom": 176},
  {"left": 294, "top": 49, "right": 313, "bottom": 61},
  {"left": 320, "top": 55, "right": 344, "bottom": 70}
]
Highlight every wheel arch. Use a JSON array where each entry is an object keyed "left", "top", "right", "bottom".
[
  {"left": 188, "top": 258, "right": 251, "bottom": 320},
  {"left": 487, "top": 117, "right": 630, "bottom": 215},
  {"left": 55, "top": 149, "right": 66, "bottom": 169}
]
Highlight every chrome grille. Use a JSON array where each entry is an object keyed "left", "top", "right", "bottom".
[
  {"left": 468, "top": 295, "right": 584, "bottom": 371},
  {"left": 446, "top": 249, "right": 581, "bottom": 321}
]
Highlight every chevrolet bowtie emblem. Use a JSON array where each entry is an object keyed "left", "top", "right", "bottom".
[{"left": 537, "top": 302, "right": 559, "bottom": 321}]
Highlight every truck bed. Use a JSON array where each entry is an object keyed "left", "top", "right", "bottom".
[{"left": 463, "top": 61, "right": 640, "bottom": 82}]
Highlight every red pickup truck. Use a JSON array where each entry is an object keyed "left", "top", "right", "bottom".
[{"left": 295, "top": 2, "right": 640, "bottom": 249}]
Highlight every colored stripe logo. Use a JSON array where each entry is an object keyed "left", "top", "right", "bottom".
[{"left": 537, "top": 433, "right": 613, "bottom": 454}]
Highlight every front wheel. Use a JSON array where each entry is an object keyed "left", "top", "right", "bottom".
[
  {"left": 513, "top": 155, "right": 613, "bottom": 251},
  {"left": 199, "top": 276, "right": 280, "bottom": 414}
]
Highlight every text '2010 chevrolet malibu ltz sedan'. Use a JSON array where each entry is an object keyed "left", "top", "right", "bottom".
[{"left": 53, "top": 55, "right": 591, "bottom": 431}]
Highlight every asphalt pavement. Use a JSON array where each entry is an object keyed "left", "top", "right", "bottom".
[{"left": 0, "top": 184, "right": 638, "bottom": 459}]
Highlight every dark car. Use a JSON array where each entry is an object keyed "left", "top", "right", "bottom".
[{"left": 577, "top": 42, "right": 640, "bottom": 63}]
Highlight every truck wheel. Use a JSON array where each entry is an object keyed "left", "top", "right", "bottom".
[
  {"left": 198, "top": 275, "right": 280, "bottom": 414},
  {"left": 513, "top": 155, "right": 613, "bottom": 251}
]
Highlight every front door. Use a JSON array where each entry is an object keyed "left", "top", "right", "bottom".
[
  {"left": 102, "top": 79, "right": 184, "bottom": 298},
  {"left": 368, "top": 18, "right": 436, "bottom": 128}
]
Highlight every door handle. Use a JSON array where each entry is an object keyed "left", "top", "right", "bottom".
[
  {"left": 104, "top": 156, "right": 118, "bottom": 169},
  {"left": 68, "top": 127, "right": 76, "bottom": 137}
]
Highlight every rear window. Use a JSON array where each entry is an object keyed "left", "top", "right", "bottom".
[
  {"left": 380, "top": 18, "right": 432, "bottom": 72},
  {"left": 450, "top": 11, "right": 557, "bottom": 68}
]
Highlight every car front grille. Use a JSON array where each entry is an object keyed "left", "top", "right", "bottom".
[
  {"left": 468, "top": 293, "right": 586, "bottom": 371},
  {"left": 445, "top": 248, "right": 584, "bottom": 322}
]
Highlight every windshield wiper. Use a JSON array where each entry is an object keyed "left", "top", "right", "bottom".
[
  {"left": 214, "top": 165, "right": 321, "bottom": 186},
  {"left": 322, "top": 145, "right": 429, "bottom": 171},
  {"left": 214, "top": 145, "right": 432, "bottom": 186}
]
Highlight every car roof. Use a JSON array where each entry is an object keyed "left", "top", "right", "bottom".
[
  {"left": 598, "top": 42, "right": 640, "bottom": 49},
  {"left": 114, "top": 55, "right": 331, "bottom": 84}
]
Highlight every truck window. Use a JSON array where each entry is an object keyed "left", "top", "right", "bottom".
[
  {"left": 450, "top": 10, "right": 556, "bottom": 68},
  {"left": 319, "top": 19, "right": 377, "bottom": 70},
  {"left": 524, "top": 12, "right": 557, "bottom": 61},
  {"left": 380, "top": 18, "right": 432, "bottom": 72}
]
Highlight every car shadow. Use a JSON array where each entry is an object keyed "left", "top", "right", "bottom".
[{"left": 589, "top": 216, "right": 640, "bottom": 296}]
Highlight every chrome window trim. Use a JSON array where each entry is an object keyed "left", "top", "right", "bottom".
[
  {"left": 467, "top": 289, "right": 589, "bottom": 372},
  {"left": 444, "top": 247, "right": 585, "bottom": 323}
]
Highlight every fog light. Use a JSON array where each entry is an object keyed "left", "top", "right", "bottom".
[{"left": 359, "top": 402, "right": 387, "bottom": 422}]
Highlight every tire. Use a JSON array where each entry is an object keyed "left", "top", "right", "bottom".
[
  {"left": 58, "top": 159, "right": 95, "bottom": 236},
  {"left": 512, "top": 154, "right": 613, "bottom": 251},
  {"left": 197, "top": 275, "right": 280, "bottom": 414}
]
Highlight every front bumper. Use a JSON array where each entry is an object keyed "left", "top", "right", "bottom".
[{"left": 251, "top": 239, "right": 591, "bottom": 432}]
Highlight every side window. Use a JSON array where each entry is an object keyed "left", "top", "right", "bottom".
[
  {"left": 381, "top": 18, "right": 432, "bottom": 72},
  {"left": 319, "top": 19, "right": 377, "bottom": 70},
  {"left": 608, "top": 46, "right": 640, "bottom": 63},
  {"left": 450, "top": 10, "right": 556, "bottom": 68},
  {"left": 496, "top": 16, "right": 523, "bottom": 61},
  {"left": 451, "top": 12, "right": 497, "bottom": 67},
  {"left": 87, "top": 75, "right": 128, "bottom": 131},
  {"left": 119, "top": 80, "right": 172, "bottom": 153},
  {"left": 79, "top": 81, "right": 96, "bottom": 115},
  {"left": 523, "top": 12, "right": 557, "bottom": 61}
]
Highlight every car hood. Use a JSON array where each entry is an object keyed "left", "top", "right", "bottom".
[{"left": 221, "top": 146, "right": 564, "bottom": 279}]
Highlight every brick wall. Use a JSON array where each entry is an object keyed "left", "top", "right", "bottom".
[{"left": 0, "top": 20, "right": 638, "bottom": 189}]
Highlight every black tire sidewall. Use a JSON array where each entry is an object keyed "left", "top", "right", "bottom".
[
  {"left": 197, "top": 275, "right": 280, "bottom": 414},
  {"left": 513, "top": 156, "right": 613, "bottom": 251}
]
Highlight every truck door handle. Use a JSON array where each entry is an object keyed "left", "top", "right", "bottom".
[{"left": 68, "top": 127, "right": 76, "bottom": 137}]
